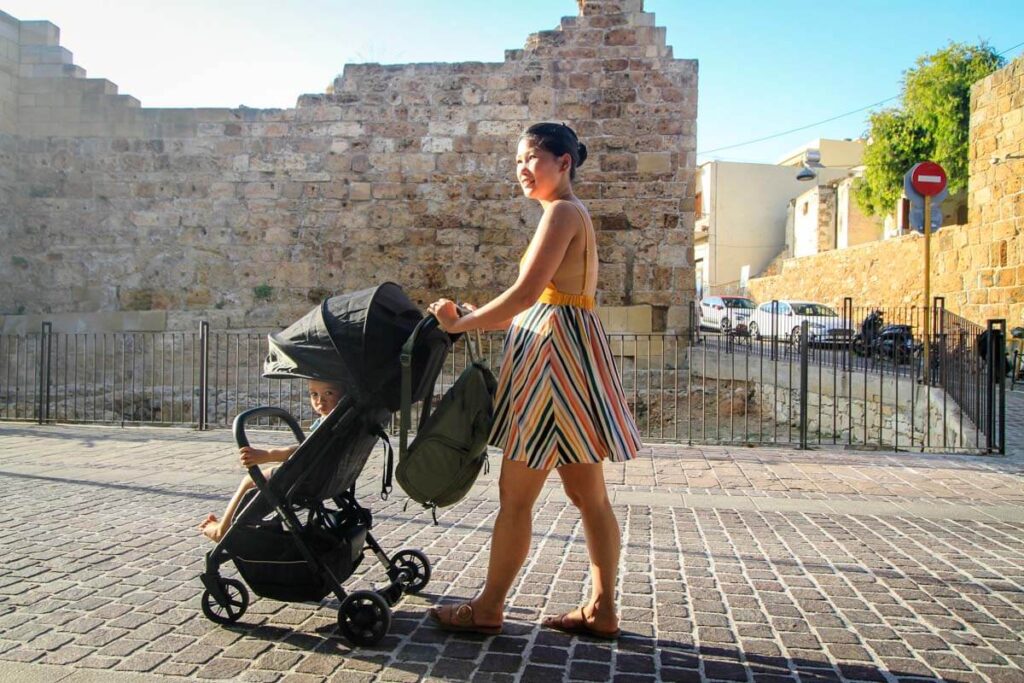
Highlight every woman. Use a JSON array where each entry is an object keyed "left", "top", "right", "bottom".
[{"left": 426, "top": 122, "right": 642, "bottom": 640}]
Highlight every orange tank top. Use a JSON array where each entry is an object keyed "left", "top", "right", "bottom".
[{"left": 519, "top": 202, "right": 596, "bottom": 310}]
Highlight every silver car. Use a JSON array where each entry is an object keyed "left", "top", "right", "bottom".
[
  {"left": 748, "top": 300, "right": 854, "bottom": 345},
  {"left": 699, "top": 296, "right": 756, "bottom": 334}
]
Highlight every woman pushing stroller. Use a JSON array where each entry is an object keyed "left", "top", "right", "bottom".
[{"left": 427, "top": 122, "right": 642, "bottom": 639}]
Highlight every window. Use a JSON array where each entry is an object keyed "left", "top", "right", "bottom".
[
  {"left": 802, "top": 202, "right": 809, "bottom": 216},
  {"left": 792, "top": 304, "right": 838, "bottom": 316}
]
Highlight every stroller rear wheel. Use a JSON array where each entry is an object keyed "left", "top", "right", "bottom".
[
  {"left": 201, "top": 577, "right": 249, "bottom": 625},
  {"left": 338, "top": 590, "right": 391, "bottom": 646},
  {"left": 389, "top": 549, "right": 431, "bottom": 594}
]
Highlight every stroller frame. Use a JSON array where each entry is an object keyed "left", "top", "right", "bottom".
[
  {"left": 197, "top": 283, "right": 452, "bottom": 646},
  {"left": 199, "top": 402, "right": 431, "bottom": 645}
]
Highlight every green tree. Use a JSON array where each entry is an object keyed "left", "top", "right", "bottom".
[{"left": 855, "top": 42, "right": 1004, "bottom": 216}]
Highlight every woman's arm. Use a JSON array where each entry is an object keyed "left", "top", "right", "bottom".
[{"left": 443, "top": 201, "right": 581, "bottom": 334}]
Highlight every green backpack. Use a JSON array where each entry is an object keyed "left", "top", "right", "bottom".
[{"left": 396, "top": 325, "right": 497, "bottom": 519}]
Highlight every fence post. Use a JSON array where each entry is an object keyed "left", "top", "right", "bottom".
[
  {"left": 986, "top": 319, "right": 1006, "bottom": 455},
  {"left": 798, "top": 320, "right": 810, "bottom": 449},
  {"left": 198, "top": 321, "right": 209, "bottom": 431},
  {"left": 770, "top": 299, "right": 778, "bottom": 361},
  {"left": 843, "top": 297, "right": 853, "bottom": 371},
  {"left": 37, "top": 322, "right": 52, "bottom": 424},
  {"left": 689, "top": 300, "right": 697, "bottom": 345},
  {"left": 934, "top": 297, "right": 945, "bottom": 387}
]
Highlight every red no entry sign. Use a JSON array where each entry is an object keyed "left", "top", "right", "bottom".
[{"left": 910, "top": 161, "right": 947, "bottom": 197}]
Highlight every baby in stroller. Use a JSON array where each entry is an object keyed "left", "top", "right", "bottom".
[{"left": 199, "top": 379, "right": 344, "bottom": 542}]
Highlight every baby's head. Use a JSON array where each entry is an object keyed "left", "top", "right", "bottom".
[{"left": 308, "top": 379, "right": 344, "bottom": 417}]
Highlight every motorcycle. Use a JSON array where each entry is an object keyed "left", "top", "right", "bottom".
[
  {"left": 853, "top": 310, "right": 915, "bottom": 364},
  {"left": 851, "top": 310, "right": 884, "bottom": 358}
]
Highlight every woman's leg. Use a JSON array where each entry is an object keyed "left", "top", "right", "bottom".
[
  {"left": 554, "top": 461, "right": 620, "bottom": 632},
  {"left": 462, "top": 457, "right": 550, "bottom": 625}
]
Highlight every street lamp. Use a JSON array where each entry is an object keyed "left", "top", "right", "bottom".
[{"left": 796, "top": 148, "right": 821, "bottom": 181}]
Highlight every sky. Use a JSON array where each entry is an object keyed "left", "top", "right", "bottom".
[{"left": 3, "top": 0, "right": 1022, "bottom": 165}]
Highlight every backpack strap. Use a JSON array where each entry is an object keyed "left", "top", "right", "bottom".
[
  {"left": 400, "top": 315, "right": 437, "bottom": 464},
  {"left": 375, "top": 427, "right": 393, "bottom": 500}
]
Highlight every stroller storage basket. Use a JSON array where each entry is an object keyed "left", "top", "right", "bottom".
[{"left": 230, "top": 523, "right": 367, "bottom": 603}]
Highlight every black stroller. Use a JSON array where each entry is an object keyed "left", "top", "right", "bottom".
[{"left": 198, "top": 283, "right": 451, "bottom": 645}]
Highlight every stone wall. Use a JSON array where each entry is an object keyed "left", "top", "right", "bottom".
[
  {"left": 0, "top": 0, "right": 697, "bottom": 333},
  {"left": 0, "top": 12, "right": 18, "bottom": 276},
  {"left": 967, "top": 54, "right": 1024, "bottom": 325},
  {"left": 749, "top": 56, "right": 1023, "bottom": 326}
]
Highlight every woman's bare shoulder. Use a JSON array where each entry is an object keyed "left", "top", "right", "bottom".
[{"left": 545, "top": 199, "right": 587, "bottom": 225}]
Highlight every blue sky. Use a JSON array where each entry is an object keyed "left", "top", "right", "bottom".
[{"left": 3, "top": 0, "right": 1022, "bottom": 164}]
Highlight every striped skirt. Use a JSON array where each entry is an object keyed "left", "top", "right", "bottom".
[{"left": 488, "top": 301, "right": 643, "bottom": 470}]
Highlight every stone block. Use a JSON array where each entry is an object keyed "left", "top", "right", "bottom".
[
  {"left": 349, "top": 182, "right": 371, "bottom": 201},
  {"left": 18, "top": 44, "right": 71, "bottom": 65},
  {"left": 635, "top": 152, "right": 671, "bottom": 177},
  {"left": 0, "top": 15, "right": 18, "bottom": 42},
  {"left": 19, "top": 20, "right": 60, "bottom": 46}
]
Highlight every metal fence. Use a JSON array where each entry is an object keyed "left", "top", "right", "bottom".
[
  {"left": 0, "top": 308, "right": 1007, "bottom": 454},
  {"left": 690, "top": 297, "right": 1006, "bottom": 453}
]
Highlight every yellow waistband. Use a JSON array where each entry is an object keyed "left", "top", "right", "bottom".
[{"left": 538, "top": 288, "right": 595, "bottom": 310}]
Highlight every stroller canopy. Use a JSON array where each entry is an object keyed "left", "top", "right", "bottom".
[{"left": 264, "top": 283, "right": 449, "bottom": 411}]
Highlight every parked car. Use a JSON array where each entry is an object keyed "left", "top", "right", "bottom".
[
  {"left": 699, "top": 296, "right": 757, "bottom": 334},
  {"left": 748, "top": 300, "right": 853, "bottom": 345}
]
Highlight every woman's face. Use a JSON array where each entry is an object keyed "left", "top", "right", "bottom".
[{"left": 515, "top": 138, "right": 569, "bottom": 200}]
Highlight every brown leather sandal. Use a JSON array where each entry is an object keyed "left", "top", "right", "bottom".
[
  {"left": 541, "top": 607, "right": 620, "bottom": 640},
  {"left": 428, "top": 602, "right": 503, "bottom": 635}
]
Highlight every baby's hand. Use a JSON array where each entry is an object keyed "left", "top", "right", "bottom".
[{"left": 239, "top": 447, "right": 269, "bottom": 468}]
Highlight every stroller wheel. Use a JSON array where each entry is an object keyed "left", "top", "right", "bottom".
[
  {"left": 201, "top": 578, "right": 249, "bottom": 625},
  {"left": 389, "top": 549, "right": 431, "bottom": 594},
  {"left": 338, "top": 590, "right": 391, "bottom": 646}
]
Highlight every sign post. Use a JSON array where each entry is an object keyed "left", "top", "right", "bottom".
[{"left": 906, "top": 161, "right": 948, "bottom": 385}]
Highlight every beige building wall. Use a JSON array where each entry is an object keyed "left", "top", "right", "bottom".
[
  {"left": 792, "top": 186, "right": 821, "bottom": 257},
  {"left": 0, "top": 0, "right": 698, "bottom": 333},
  {"left": 702, "top": 161, "right": 848, "bottom": 290},
  {"left": 749, "top": 56, "right": 1024, "bottom": 325},
  {"left": 776, "top": 138, "right": 864, "bottom": 169},
  {"left": 836, "top": 177, "right": 882, "bottom": 248}
]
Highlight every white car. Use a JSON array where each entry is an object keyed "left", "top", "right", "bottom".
[
  {"left": 748, "top": 300, "right": 853, "bottom": 345},
  {"left": 699, "top": 296, "right": 756, "bottom": 334}
]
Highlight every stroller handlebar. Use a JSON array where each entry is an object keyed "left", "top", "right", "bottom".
[{"left": 232, "top": 407, "right": 306, "bottom": 449}]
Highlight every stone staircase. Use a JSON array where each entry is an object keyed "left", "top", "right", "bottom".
[
  {"left": 4, "top": 13, "right": 141, "bottom": 137},
  {"left": 506, "top": 0, "right": 673, "bottom": 62}
]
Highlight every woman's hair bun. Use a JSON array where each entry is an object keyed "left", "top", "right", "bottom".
[{"left": 576, "top": 142, "right": 588, "bottom": 167}]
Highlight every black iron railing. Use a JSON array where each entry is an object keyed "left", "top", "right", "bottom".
[{"left": 1, "top": 307, "right": 1007, "bottom": 454}]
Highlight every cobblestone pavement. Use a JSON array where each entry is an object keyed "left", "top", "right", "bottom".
[{"left": 0, "top": 424, "right": 1022, "bottom": 683}]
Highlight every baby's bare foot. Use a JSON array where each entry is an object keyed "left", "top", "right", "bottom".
[{"left": 200, "top": 515, "right": 226, "bottom": 542}]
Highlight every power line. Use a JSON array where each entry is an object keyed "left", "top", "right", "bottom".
[
  {"left": 697, "top": 96, "right": 898, "bottom": 155},
  {"left": 697, "top": 39, "right": 1024, "bottom": 157}
]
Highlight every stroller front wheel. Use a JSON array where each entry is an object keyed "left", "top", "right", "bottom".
[
  {"left": 389, "top": 549, "right": 431, "bottom": 594},
  {"left": 201, "top": 577, "right": 249, "bottom": 625},
  {"left": 338, "top": 590, "right": 391, "bottom": 646}
]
